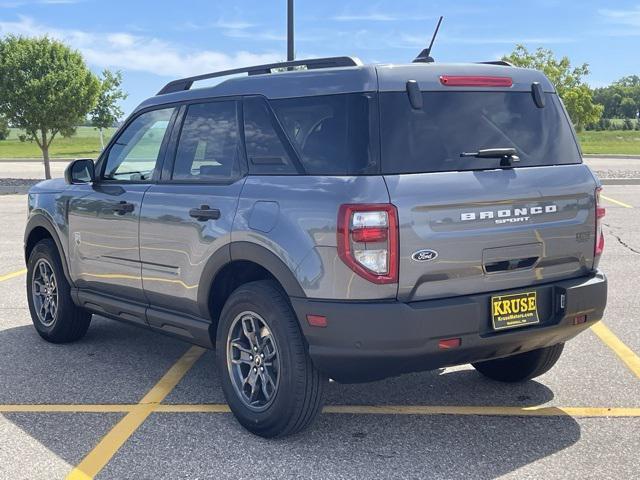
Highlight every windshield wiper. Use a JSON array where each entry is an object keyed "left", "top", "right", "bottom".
[{"left": 460, "top": 148, "right": 520, "bottom": 167}]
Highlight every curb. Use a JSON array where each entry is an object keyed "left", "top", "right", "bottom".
[
  {"left": 600, "top": 178, "right": 640, "bottom": 185},
  {"left": 0, "top": 185, "right": 31, "bottom": 195},
  {"left": 583, "top": 154, "right": 640, "bottom": 159}
]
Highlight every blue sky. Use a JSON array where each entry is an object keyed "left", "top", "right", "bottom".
[{"left": 1, "top": 0, "right": 639, "bottom": 115}]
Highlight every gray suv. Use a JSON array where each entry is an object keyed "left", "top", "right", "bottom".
[{"left": 24, "top": 56, "right": 608, "bottom": 437}]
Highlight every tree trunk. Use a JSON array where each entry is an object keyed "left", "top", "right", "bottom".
[
  {"left": 41, "top": 128, "right": 51, "bottom": 180},
  {"left": 42, "top": 144, "right": 51, "bottom": 180},
  {"left": 99, "top": 127, "right": 105, "bottom": 150}
]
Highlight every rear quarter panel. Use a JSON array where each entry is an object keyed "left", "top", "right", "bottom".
[{"left": 234, "top": 175, "right": 396, "bottom": 300}]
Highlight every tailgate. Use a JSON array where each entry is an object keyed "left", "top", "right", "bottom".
[{"left": 385, "top": 164, "right": 598, "bottom": 302}]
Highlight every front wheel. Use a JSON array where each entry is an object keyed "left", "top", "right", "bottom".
[
  {"left": 216, "top": 280, "right": 327, "bottom": 438},
  {"left": 472, "top": 343, "right": 565, "bottom": 382},
  {"left": 26, "top": 239, "right": 92, "bottom": 343}
]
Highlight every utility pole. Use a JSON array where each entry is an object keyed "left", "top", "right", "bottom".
[{"left": 287, "top": 0, "right": 294, "bottom": 61}]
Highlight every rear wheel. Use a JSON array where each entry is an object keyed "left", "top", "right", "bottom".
[
  {"left": 472, "top": 343, "right": 564, "bottom": 382},
  {"left": 26, "top": 239, "right": 91, "bottom": 343},
  {"left": 216, "top": 280, "right": 327, "bottom": 437}
]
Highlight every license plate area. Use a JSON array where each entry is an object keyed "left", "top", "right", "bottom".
[{"left": 491, "top": 291, "right": 540, "bottom": 331}]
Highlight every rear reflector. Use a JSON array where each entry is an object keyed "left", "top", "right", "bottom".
[
  {"left": 306, "top": 314, "right": 328, "bottom": 328},
  {"left": 573, "top": 315, "right": 587, "bottom": 325},
  {"left": 438, "top": 338, "right": 461, "bottom": 350},
  {"left": 440, "top": 75, "right": 513, "bottom": 87},
  {"left": 351, "top": 227, "right": 388, "bottom": 243}
]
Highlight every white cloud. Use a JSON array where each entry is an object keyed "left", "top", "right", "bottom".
[
  {"left": 599, "top": 5, "right": 640, "bottom": 27},
  {"left": 0, "top": 16, "right": 282, "bottom": 77}
]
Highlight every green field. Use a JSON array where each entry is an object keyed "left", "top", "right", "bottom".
[
  {"left": 0, "top": 127, "right": 115, "bottom": 159},
  {"left": 577, "top": 130, "right": 640, "bottom": 155},
  {"left": 1, "top": 126, "right": 639, "bottom": 159}
]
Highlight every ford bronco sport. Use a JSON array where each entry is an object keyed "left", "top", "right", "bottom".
[{"left": 24, "top": 56, "right": 607, "bottom": 437}]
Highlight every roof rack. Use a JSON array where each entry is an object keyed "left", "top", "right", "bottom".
[
  {"left": 476, "top": 60, "right": 513, "bottom": 67},
  {"left": 157, "top": 56, "right": 362, "bottom": 95}
]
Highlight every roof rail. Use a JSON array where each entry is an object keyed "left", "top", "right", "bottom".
[
  {"left": 157, "top": 56, "right": 362, "bottom": 95},
  {"left": 476, "top": 60, "right": 513, "bottom": 67}
]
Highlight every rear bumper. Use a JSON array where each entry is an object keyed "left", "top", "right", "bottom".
[{"left": 290, "top": 271, "right": 607, "bottom": 382}]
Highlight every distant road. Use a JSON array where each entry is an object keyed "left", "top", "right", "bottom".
[{"left": 0, "top": 156, "right": 638, "bottom": 180}]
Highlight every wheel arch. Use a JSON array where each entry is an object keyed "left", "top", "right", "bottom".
[
  {"left": 24, "top": 214, "right": 73, "bottom": 286},
  {"left": 198, "top": 241, "right": 306, "bottom": 335}
]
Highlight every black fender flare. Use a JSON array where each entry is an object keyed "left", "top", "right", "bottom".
[
  {"left": 196, "top": 241, "right": 306, "bottom": 318},
  {"left": 24, "top": 214, "right": 74, "bottom": 286},
  {"left": 229, "top": 242, "right": 306, "bottom": 298}
]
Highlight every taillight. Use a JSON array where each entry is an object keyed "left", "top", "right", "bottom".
[
  {"left": 595, "top": 187, "right": 606, "bottom": 258},
  {"left": 337, "top": 204, "right": 398, "bottom": 284},
  {"left": 439, "top": 75, "right": 513, "bottom": 87}
]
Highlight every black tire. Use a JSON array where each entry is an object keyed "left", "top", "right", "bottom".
[
  {"left": 472, "top": 343, "right": 564, "bottom": 382},
  {"left": 216, "top": 280, "right": 327, "bottom": 438},
  {"left": 26, "top": 239, "right": 91, "bottom": 343}
]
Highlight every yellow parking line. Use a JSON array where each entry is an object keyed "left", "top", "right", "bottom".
[
  {"left": 322, "top": 405, "right": 640, "bottom": 417},
  {"left": 591, "top": 323, "right": 640, "bottom": 379},
  {"left": 154, "top": 404, "right": 640, "bottom": 417},
  {"left": 65, "top": 346, "right": 205, "bottom": 480},
  {"left": 601, "top": 194, "right": 633, "bottom": 209},
  {"left": 156, "top": 404, "right": 231, "bottom": 413},
  {"left": 2, "top": 403, "right": 638, "bottom": 418},
  {"left": 0, "top": 268, "right": 26, "bottom": 282},
  {"left": 156, "top": 403, "right": 640, "bottom": 417}
]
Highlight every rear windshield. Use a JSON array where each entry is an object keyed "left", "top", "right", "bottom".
[{"left": 379, "top": 91, "right": 581, "bottom": 174}]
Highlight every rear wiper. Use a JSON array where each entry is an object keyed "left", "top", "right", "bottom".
[{"left": 460, "top": 148, "right": 520, "bottom": 167}]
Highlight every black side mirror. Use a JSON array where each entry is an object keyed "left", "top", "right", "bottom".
[{"left": 65, "top": 159, "right": 95, "bottom": 184}]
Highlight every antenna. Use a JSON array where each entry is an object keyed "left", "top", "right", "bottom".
[{"left": 413, "top": 16, "right": 443, "bottom": 63}]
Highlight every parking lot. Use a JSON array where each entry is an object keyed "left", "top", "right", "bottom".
[{"left": 0, "top": 186, "right": 638, "bottom": 480}]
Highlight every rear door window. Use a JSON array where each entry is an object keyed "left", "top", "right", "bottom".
[
  {"left": 379, "top": 91, "right": 581, "bottom": 174},
  {"left": 172, "top": 101, "right": 243, "bottom": 181}
]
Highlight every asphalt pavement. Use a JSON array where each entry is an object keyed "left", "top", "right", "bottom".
[{"left": 0, "top": 187, "right": 638, "bottom": 479}]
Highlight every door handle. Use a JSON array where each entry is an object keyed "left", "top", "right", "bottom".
[
  {"left": 189, "top": 205, "right": 221, "bottom": 221},
  {"left": 112, "top": 201, "right": 135, "bottom": 214}
]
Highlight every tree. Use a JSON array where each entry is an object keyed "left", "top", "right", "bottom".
[
  {"left": 619, "top": 97, "right": 638, "bottom": 119},
  {"left": 0, "top": 36, "right": 99, "bottom": 179},
  {"left": 91, "top": 69, "right": 127, "bottom": 150},
  {"left": 503, "top": 45, "right": 603, "bottom": 131},
  {"left": 0, "top": 116, "right": 9, "bottom": 141},
  {"left": 593, "top": 76, "right": 640, "bottom": 119}
]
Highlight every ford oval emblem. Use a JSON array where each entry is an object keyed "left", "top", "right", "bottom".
[{"left": 412, "top": 249, "right": 438, "bottom": 262}]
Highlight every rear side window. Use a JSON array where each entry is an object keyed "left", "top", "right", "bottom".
[
  {"left": 379, "top": 91, "right": 581, "bottom": 174},
  {"left": 243, "top": 97, "right": 299, "bottom": 175},
  {"left": 270, "top": 93, "right": 378, "bottom": 175},
  {"left": 172, "top": 101, "right": 242, "bottom": 181}
]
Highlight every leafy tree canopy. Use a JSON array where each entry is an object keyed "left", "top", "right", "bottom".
[
  {"left": 593, "top": 75, "right": 640, "bottom": 119},
  {"left": 0, "top": 35, "right": 99, "bottom": 178},
  {"left": 503, "top": 45, "right": 603, "bottom": 130},
  {"left": 91, "top": 69, "right": 127, "bottom": 130}
]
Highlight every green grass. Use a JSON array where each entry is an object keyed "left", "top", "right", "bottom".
[
  {"left": 1, "top": 125, "right": 640, "bottom": 159},
  {"left": 577, "top": 130, "right": 640, "bottom": 155},
  {"left": 0, "top": 127, "right": 115, "bottom": 159}
]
